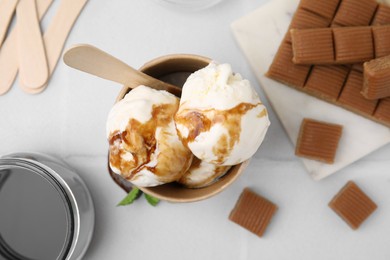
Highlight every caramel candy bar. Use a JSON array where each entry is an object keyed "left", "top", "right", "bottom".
[
  {"left": 291, "top": 26, "right": 380, "bottom": 65},
  {"left": 295, "top": 118, "right": 343, "bottom": 164},
  {"left": 285, "top": 8, "right": 333, "bottom": 42},
  {"left": 362, "top": 55, "right": 390, "bottom": 100},
  {"left": 334, "top": 27, "right": 374, "bottom": 63},
  {"left": 298, "top": 0, "right": 341, "bottom": 20},
  {"left": 372, "top": 4, "right": 390, "bottom": 25},
  {"left": 338, "top": 70, "right": 379, "bottom": 116},
  {"left": 289, "top": 8, "right": 332, "bottom": 31},
  {"left": 266, "top": 41, "right": 311, "bottom": 88},
  {"left": 374, "top": 97, "right": 390, "bottom": 124},
  {"left": 229, "top": 188, "right": 277, "bottom": 237},
  {"left": 372, "top": 26, "right": 390, "bottom": 58},
  {"left": 291, "top": 28, "right": 334, "bottom": 64},
  {"left": 329, "top": 181, "right": 377, "bottom": 230},
  {"left": 332, "top": 0, "right": 378, "bottom": 27},
  {"left": 268, "top": 2, "right": 335, "bottom": 82},
  {"left": 305, "top": 65, "right": 350, "bottom": 101},
  {"left": 267, "top": 0, "right": 390, "bottom": 127}
]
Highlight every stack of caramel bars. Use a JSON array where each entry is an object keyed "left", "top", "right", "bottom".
[{"left": 267, "top": 0, "right": 390, "bottom": 127}]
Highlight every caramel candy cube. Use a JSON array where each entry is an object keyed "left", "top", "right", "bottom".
[
  {"left": 329, "top": 181, "right": 377, "bottom": 230},
  {"left": 289, "top": 8, "right": 332, "bottom": 30},
  {"left": 286, "top": 8, "right": 331, "bottom": 43},
  {"left": 372, "top": 4, "right": 390, "bottom": 25},
  {"left": 298, "top": 0, "right": 341, "bottom": 20},
  {"left": 291, "top": 26, "right": 390, "bottom": 65},
  {"left": 229, "top": 188, "right": 277, "bottom": 237},
  {"left": 372, "top": 26, "right": 390, "bottom": 58},
  {"left": 295, "top": 118, "right": 343, "bottom": 164},
  {"left": 374, "top": 97, "right": 390, "bottom": 125},
  {"left": 332, "top": 0, "right": 378, "bottom": 26},
  {"left": 338, "top": 70, "right": 379, "bottom": 115},
  {"left": 305, "top": 65, "right": 350, "bottom": 101},
  {"left": 266, "top": 41, "right": 311, "bottom": 88},
  {"left": 362, "top": 55, "right": 390, "bottom": 100},
  {"left": 291, "top": 28, "right": 334, "bottom": 64},
  {"left": 334, "top": 27, "right": 374, "bottom": 64}
]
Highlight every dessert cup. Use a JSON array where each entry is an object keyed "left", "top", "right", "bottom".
[{"left": 109, "top": 54, "right": 250, "bottom": 202}]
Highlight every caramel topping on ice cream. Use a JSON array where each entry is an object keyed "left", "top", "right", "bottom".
[
  {"left": 175, "top": 102, "right": 259, "bottom": 164},
  {"left": 175, "top": 62, "right": 270, "bottom": 166},
  {"left": 109, "top": 102, "right": 178, "bottom": 180},
  {"left": 176, "top": 103, "right": 260, "bottom": 164},
  {"left": 107, "top": 86, "right": 193, "bottom": 187},
  {"left": 177, "top": 157, "right": 231, "bottom": 188}
]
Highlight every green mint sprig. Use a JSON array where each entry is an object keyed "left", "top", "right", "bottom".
[
  {"left": 117, "top": 187, "right": 160, "bottom": 207},
  {"left": 144, "top": 193, "right": 160, "bottom": 206},
  {"left": 117, "top": 187, "right": 140, "bottom": 206}
]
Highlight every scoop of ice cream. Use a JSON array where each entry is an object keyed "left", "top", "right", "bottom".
[
  {"left": 107, "top": 85, "right": 193, "bottom": 187},
  {"left": 177, "top": 157, "right": 231, "bottom": 188},
  {"left": 174, "top": 62, "right": 270, "bottom": 166}
]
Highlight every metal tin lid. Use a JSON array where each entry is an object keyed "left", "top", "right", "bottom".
[{"left": 0, "top": 153, "right": 94, "bottom": 260}]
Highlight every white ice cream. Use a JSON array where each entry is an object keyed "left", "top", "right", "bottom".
[
  {"left": 175, "top": 62, "right": 270, "bottom": 166},
  {"left": 107, "top": 85, "right": 193, "bottom": 187},
  {"left": 178, "top": 158, "right": 231, "bottom": 188}
]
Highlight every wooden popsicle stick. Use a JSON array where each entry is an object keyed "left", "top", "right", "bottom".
[
  {"left": 63, "top": 44, "right": 182, "bottom": 97},
  {"left": 30, "top": 0, "right": 89, "bottom": 93},
  {"left": 0, "top": 0, "right": 18, "bottom": 48},
  {"left": 19, "top": 81, "right": 46, "bottom": 94},
  {"left": 0, "top": 0, "right": 53, "bottom": 95},
  {"left": 17, "top": 0, "right": 49, "bottom": 89},
  {"left": 45, "top": 0, "right": 89, "bottom": 75}
]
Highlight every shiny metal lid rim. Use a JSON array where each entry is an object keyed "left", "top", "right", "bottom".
[{"left": 0, "top": 158, "right": 76, "bottom": 260}]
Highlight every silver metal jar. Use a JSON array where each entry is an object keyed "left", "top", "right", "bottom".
[{"left": 0, "top": 153, "right": 94, "bottom": 260}]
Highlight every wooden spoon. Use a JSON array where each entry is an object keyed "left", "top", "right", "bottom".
[{"left": 63, "top": 44, "right": 182, "bottom": 96}]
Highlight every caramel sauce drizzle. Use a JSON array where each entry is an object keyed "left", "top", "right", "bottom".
[
  {"left": 175, "top": 102, "right": 263, "bottom": 164},
  {"left": 178, "top": 157, "right": 231, "bottom": 188},
  {"left": 108, "top": 100, "right": 180, "bottom": 181}
]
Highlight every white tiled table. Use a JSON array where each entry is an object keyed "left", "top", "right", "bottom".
[{"left": 1, "top": 0, "right": 390, "bottom": 259}]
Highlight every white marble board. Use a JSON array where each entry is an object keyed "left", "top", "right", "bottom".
[{"left": 231, "top": 0, "right": 390, "bottom": 180}]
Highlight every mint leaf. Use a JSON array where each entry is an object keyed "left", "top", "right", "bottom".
[
  {"left": 117, "top": 187, "right": 140, "bottom": 206},
  {"left": 144, "top": 193, "right": 160, "bottom": 206}
]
